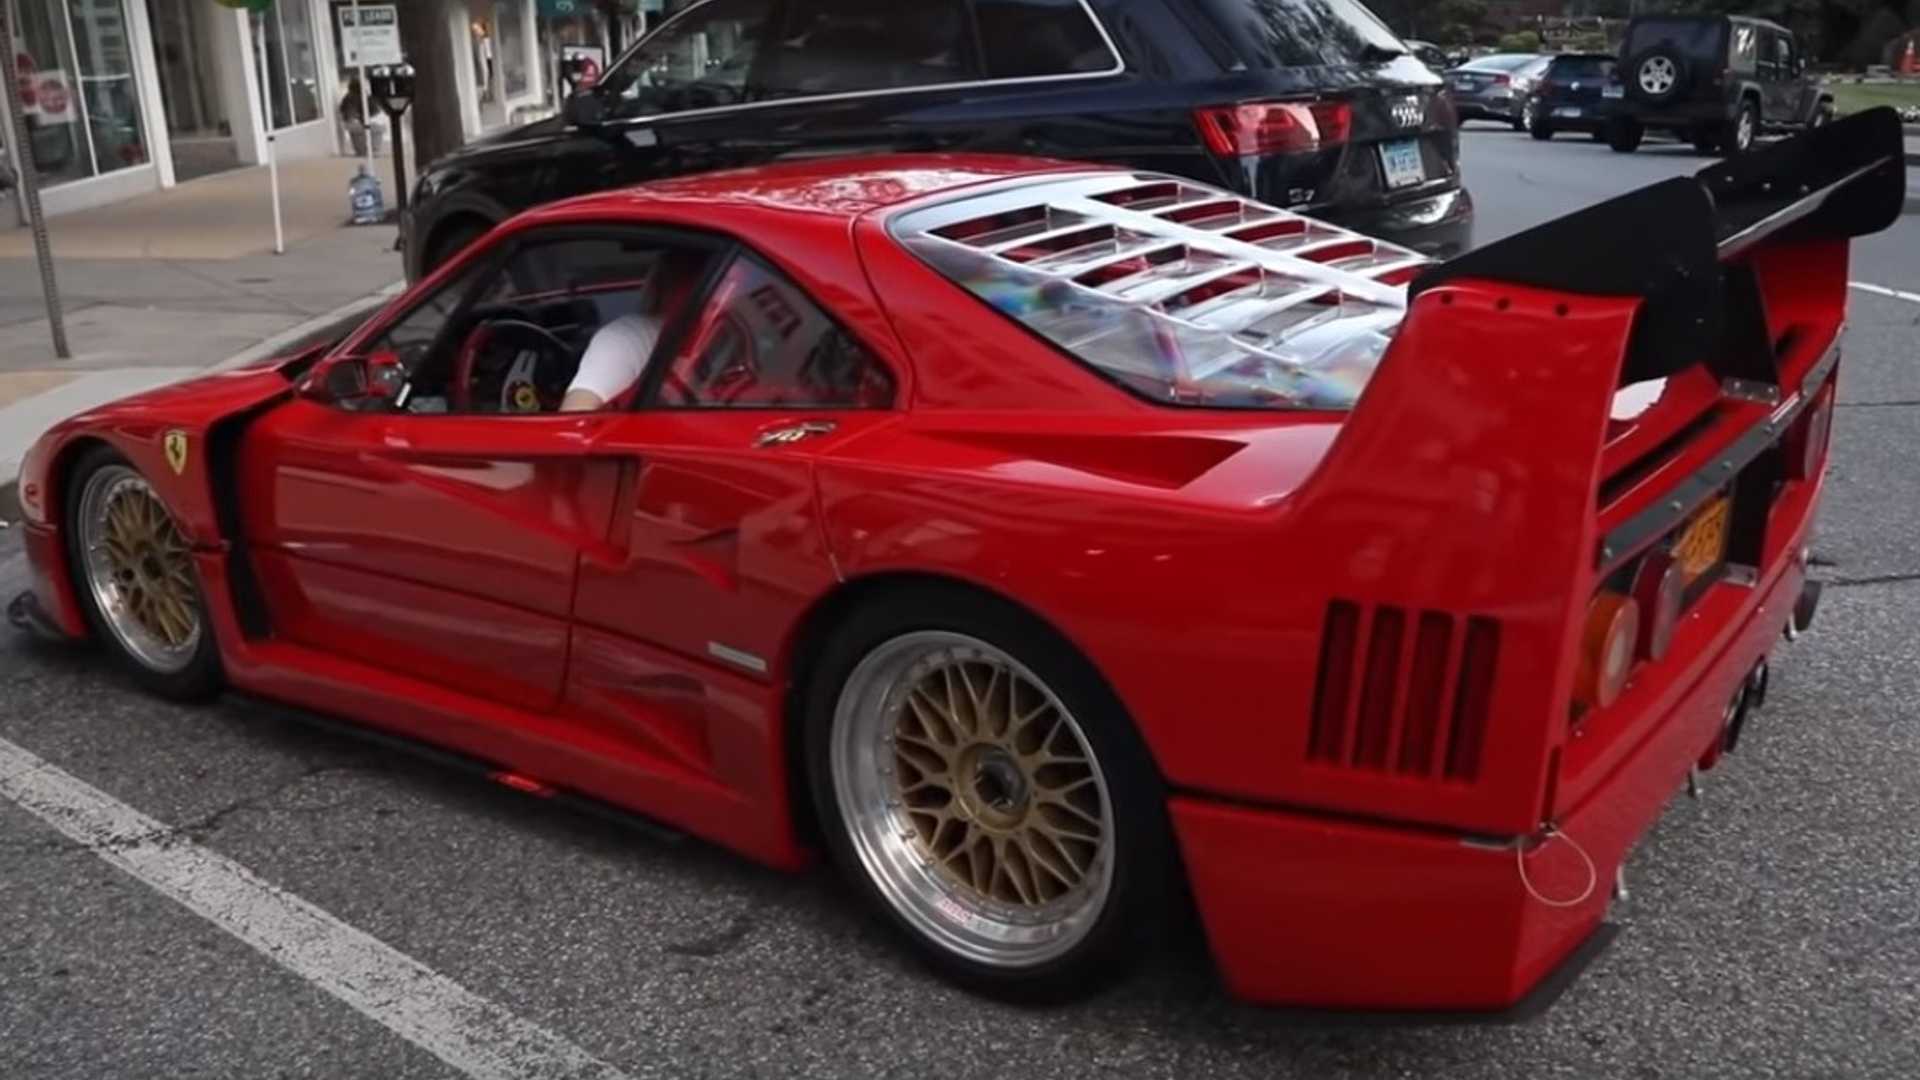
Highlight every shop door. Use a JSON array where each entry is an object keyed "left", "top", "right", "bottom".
[{"left": 146, "top": 0, "right": 240, "bottom": 180}]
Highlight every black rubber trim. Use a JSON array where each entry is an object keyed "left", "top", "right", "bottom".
[
  {"left": 204, "top": 395, "right": 291, "bottom": 639},
  {"left": 235, "top": 692, "right": 685, "bottom": 847},
  {"left": 1598, "top": 342, "right": 1839, "bottom": 567}
]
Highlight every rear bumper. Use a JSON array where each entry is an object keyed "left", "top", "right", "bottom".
[
  {"left": 1318, "top": 184, "right": 1474, "bottom": 259},
  {"left": 1171, "top": 553, "right": 1808, "bottom": 1011},
  {"left": 1609, "top": 100, "right": 1734, "bottom": 129}
]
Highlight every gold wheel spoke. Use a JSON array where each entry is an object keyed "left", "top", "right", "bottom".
[
  {"left": 996, "top": 837, "right": 1038, "bottom": 906},
  {"left": 905, "top": 688, "right": 960, "bottom": 749},
  {"left": 1019, "top": 831, "right": 1081, "bottom": 890}
]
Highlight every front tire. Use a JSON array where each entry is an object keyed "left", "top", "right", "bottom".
[
  {"left": 66, "top": 447, "right": 222, "bottom": 700},
  {"left": 803, "top": 587, "right": 1176, "bottom": 1000},
  {"left": 1607, "top": 118, "right": 1645, "bottom": 153}
]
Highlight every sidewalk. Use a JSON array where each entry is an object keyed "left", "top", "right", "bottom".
[{"left": 1, "top": 155, "right": 404, "bottom": 494}]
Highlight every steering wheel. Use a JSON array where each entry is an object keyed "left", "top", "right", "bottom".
[{"left": 451, "top": 318, "right": 576, "bottom": 413}]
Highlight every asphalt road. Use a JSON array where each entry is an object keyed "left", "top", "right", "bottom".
[{"left": 4, "top": 130, "right": 1919, "bottom": 1079}]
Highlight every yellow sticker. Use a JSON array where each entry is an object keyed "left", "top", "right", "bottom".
[{"left": 163, "top": 430, "right": 189, "bottom": 476}]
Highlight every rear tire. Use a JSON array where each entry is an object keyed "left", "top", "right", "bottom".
[
  {"left": 65, "top": 447, "right": 222, "bottom": 701},
  {"left": 1720, "top": 100, "right": 1758, "bottom": 156},
  {"left": 1606, "top": 118, "right": 1644, "bottom": 153},
  {"left": 803, "top": 585, "right": 1177, "bottom": 1001}
]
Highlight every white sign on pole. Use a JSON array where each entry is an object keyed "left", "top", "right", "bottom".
[{"left": 338, "top": 4, "right": 403, "bottom": 67}]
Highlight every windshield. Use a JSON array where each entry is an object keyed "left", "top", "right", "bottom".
[{"left": 1195, "top": 0, "right": 1408, "bottom": 69}]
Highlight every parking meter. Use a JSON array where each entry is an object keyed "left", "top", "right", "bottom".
[{"left": 368, "top": 64, "right": 416, "bottom": 211}]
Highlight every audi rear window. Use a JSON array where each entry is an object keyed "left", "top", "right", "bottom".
[
  {"left": 1194, "top": 0, "right": 1407, "bottom": 69},
  {"left": 975, "top": 0, "right": 1116, "bottom": 78},
  {"left": 1625, "top": 19, "right": 1726, "bottom": 61}
]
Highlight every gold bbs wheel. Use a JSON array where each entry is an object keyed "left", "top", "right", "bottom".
[
  {"left": 829, "top": 631, "right": 1115, "bottom": 969},
  {"left": 77, "top": 464, "right": 203, "bottom": 674}
]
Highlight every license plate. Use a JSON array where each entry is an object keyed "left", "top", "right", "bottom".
[
  {"left": 1451, "top": 76, "right": 1475, "bottom": 91},
  {"left": 1379, "top": 138, "right": 1425, "bottom": 190},
  {"left": 1602, "top": 84, "right": 1624, "bottom": 99},
  {"left": 1673, "top": 497, "right": 1731, "bottom": 581},
  {"left": 1554, "top": 106, "right": 1583, "bottom": 118}
]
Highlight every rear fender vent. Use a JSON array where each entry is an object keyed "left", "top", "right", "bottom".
[{"left": 1307, "top": 601, "right": 1501, "bottom": 782}]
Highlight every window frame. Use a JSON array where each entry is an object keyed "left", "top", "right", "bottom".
[
  {"left": 326, "top": 222, "right": 739, "bottom": 417},
  {"left": 592, "top": 0, "right": 1125, "bottom": 128},
  {"left": 634, "top": 248, "right": 901, "bottom": 412}
]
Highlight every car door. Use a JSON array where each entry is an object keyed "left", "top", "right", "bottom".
[
  {"left": 562, "top": 249, "right": 901, "bottom": 774},
  {"left": 238, "top": 227, "right": 721, "bottom": 715},
  {"left": 541, "top": 0, "right": 776, "bottom": 201}
]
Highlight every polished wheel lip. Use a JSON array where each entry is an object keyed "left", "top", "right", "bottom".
[
  {"left": 1735, "top": 108, "right": 1755, "bottom": 150},
  {"left": 830, "top": 630, "right": 1116, "bottom": 970},
  {"left": 78, "top": 465, "right": 202, "bottom": 674}
]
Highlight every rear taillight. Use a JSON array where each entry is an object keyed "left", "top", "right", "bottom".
[
  {"left": 1631, "top": 553, "right": 1686, "bottom": 662},
  {"left": 1490, "top": 74, "right": 1511, "bottom": 86},
  {"left": 1194, "top": 100, "right": 1352, "bottom": 156},
  {"left": 1575, "top": 592, "right": 1639, "bottom": 710},
  {"left": 1789, "top": 383, "right": 1836, "bottom": 481}
]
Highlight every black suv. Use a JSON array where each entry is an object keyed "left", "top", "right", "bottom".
[
  {"left": 402, "top": 0, "right": 1471, "bottom": 280},
  {"left": 1604, "top": 14, "right": 1835, "bottom": 155}
]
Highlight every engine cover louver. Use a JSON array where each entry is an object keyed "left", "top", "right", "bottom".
[{"left": 1308, "top": 600, "right": 1500, "bottom": 782}]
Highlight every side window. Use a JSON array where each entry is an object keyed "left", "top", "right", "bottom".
[
  {"left": 363, "top": 232, "right": 714, "bottom": 415},
  {"left": 653, "top": 257, "right": 894, "bottom": 409},
  {"left": 974, "top": 0, "right": 1116, "bottom": 79},
  {"left": 1774, "top": 34, "right": 1796, "bottom": 76},
  {"left": 756, "top": 0, "right": 974, "bottom": 99},
  {"left": 1730, "top": 25, "right": 1758, "bottom": 74},
  {"left": 602, "top": 0, "right": 769, "bottom": 117},
  {"left": 358, "top": 261, "right": 491, "bottom": 377}
]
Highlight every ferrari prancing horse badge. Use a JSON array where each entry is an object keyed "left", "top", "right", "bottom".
[{"left": 163, "top": 430, "right": 189, "bottom": 475}]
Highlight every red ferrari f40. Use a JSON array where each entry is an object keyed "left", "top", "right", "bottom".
[{"left": 10, "top": 110, "right": 1907, "bottom": 1011}]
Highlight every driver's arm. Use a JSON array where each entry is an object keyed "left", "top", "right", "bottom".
[{"left": 561, "top": 314, "right": 661, "bottom": 412}]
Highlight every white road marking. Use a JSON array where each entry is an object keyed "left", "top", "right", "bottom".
[
  {"left": 1851, "top": 281, "right": 1920, "bottom": 305},
  {"left": 0, "top": 736, "right": 636, "bottom": 1080}
]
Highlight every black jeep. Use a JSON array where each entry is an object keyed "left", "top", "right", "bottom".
[{"left": 1603, "top": 14, "right": 1835, "bottom": 156}]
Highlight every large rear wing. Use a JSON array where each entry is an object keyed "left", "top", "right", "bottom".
[{"left": 1281, "top": 109, "right": 1905, "bottom": 834}]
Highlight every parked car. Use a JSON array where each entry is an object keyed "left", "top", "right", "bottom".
[
  {"left": 11, "top": 110, "right": 1907, "bottom": 1009},
  {"left": 1520, "top": 52, "right": 1616, "bottom": 140},
  {"left": 1603, "top": 14, "right": 1835, "bottom": 155},
  {"left": 402, "top": 0, "right": 1473, "bottom": 280},
  {"left": 1403, "top": 38, "right": 1456, "bottom": 73},
  {"left": 1444, "top": 52, "right": 1548, "bottom": 129}
]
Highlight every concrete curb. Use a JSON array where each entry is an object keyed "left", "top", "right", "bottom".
[{"left": 0, "top": 281, "right": 404, "bottom": 527}]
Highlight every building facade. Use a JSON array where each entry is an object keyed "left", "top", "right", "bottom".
[{"left": 2, "top": 0, "right": 555, "bottom": 224}]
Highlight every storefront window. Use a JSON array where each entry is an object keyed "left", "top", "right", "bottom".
[
  {"left": 254, "top": 0, "right": 321, "bottom": 130},
  {"left": 8, "top": 0, "right": 150, "bottom": 186},
  {"left": 497, "top": 1, "right": 528, "bottom": 96}
]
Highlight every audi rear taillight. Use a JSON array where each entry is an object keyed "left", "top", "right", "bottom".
[
  {"left": 1194, "top": 100, "right": 1353, "bottom": 157},
  {"left": 1490, "top": 74, "right": 1511, "bottom": 86}
]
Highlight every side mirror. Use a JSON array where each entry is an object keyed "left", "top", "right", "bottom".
[
  {"left": 303, "top": 351, "right": 405, "bottom": 407},
  {"left": 564, "top": 91, "right": 607, "bottom": 129}
]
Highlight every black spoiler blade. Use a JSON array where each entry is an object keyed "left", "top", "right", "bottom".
[{"left": 1410, "top": 107, "right": 1907, "bottom": 383}]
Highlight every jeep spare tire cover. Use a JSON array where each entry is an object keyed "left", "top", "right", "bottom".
[{"left": 1627, "top": 47, "right": 1688, "bottom": 105}]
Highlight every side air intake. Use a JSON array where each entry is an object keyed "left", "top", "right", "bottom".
[{"left": 1307, "top": 601, "right": 1500, "bottom": 783}]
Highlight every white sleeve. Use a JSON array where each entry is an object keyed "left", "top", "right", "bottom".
[{"left": 566, "top": 314, "right": 661, "bottom": 403}]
